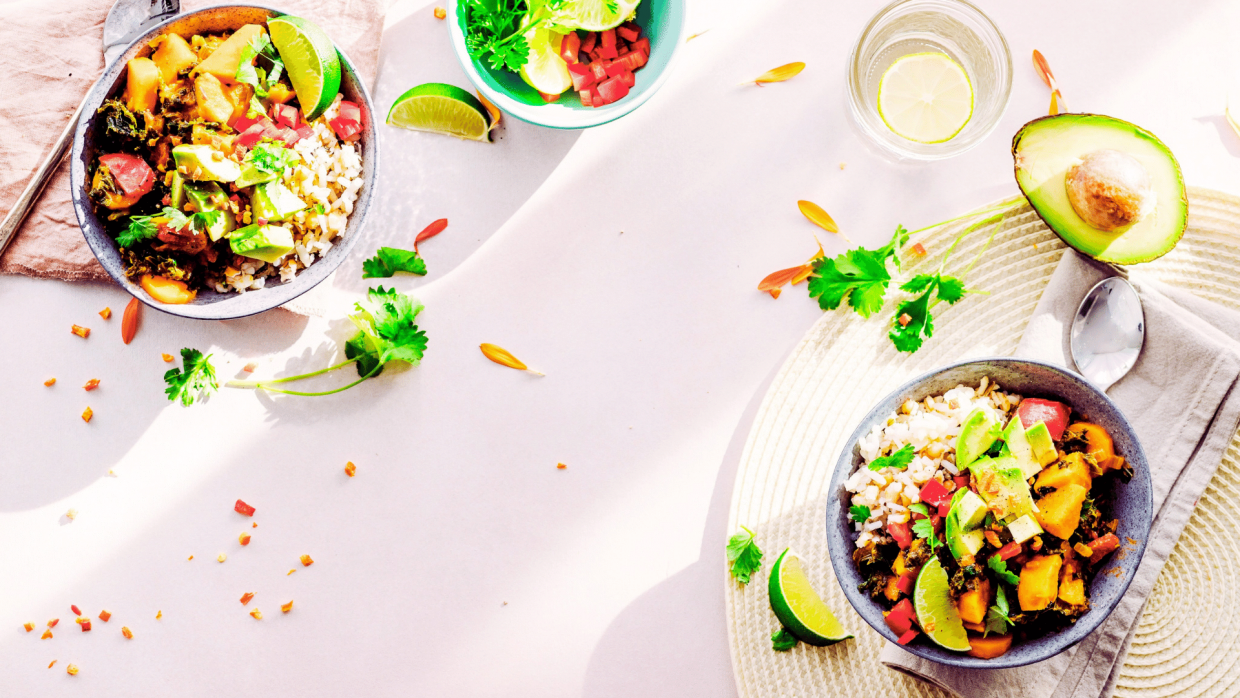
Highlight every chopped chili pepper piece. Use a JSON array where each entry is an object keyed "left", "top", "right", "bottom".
[
  {"left": 41, "top": 629, "right": 52, "bottom": 639},
  {"left": 44, "top": 378, "right": 56, "bottom": 386},
  {"left": 281, "top": 600, "right": 293, "bottom": 613},
  {"left": 162, "top": 353, "right": 174, "bottom": 362},
  {"left": 156, "top": 610, "right": 162, "bottom": 620},
  {"left": 121, "top": 626, "right": 133, "bottom": 639},
  {"left": 897, "top": 629, "right": 919, "bottom": 645},
  {"left": 70, "top": 605, "right": 81, "bottom": 616},
  {"left": 67, "top": 663, "right": 79, "bottom": 676},
  {"left": 239, "top": 532, "right": 251, "bottom": 546},
  {"left": 83, "top": 379, "right": 100, "bottom": 391},
  {"left": 98, "top": 610, "right": 111, "bottom": 622},
  {"left": 81, "top": 408, "right": 92, "bottom": 423},
  {"left": 252, "top": 522, "right": 257, "bottom": 528},
  {"left": 75, "top": 617, "right": 88, "bottom": 625},
  {"left": 250, "top": 609, "right": 263, "bottom": 620},
  {"left": 48, "top": 660, "right": 56, "bottom": 668},
  {"left": 300, "top": 554, "right": 314, "bottom": 567},
  {"left": 910, "top": 243, "right": 927, "bottom": 257},
  {"left": 234, "top": 499, "right": 256, "bottom": 516},
  {"left": 557, "top": 463, "right": 567, "bottom": 469},
  {"left": 345, "top": 461, "right": 356, "bottom": 477},
  {"left": 23, "top": 622, "right": 34, "bottom": 632},
  {"left": 99, "top": 307, "right": 112, "bottom": 320},
  {"left": 288, "top": 569, "right": 295, "bottom": 575},
  {"left": 240, "top": 592, "right": 255, "bottom": 605},
  {"left": 188, "top": 555, "right": 194, "bottom": 560},
  {"left": 48, "top": 619, "right": 59, "bottom": 628},
  {"left": 71, "top": 325, "right": 90, "bottom": 338},
  {"left": 433, "top": 6, "right": 446, "bottom": 19},
  {"left": 80, "top": 620, "right": 91, "bottom": 632}
]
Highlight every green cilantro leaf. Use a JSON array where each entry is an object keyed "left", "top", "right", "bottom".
[
  {"left": 936, "top": 276, "right": 967, "bottom": 304},
  {"left": 849, "top": 504, "right": 871, "bottom": 523},
  {"left": 890, "top": 286, "right": 935, "bottom": 353},
  {"left": 116, "top": 215, "right": 159, "bottom": 247},
  {"left": 164, "top": 348, "right": 219, "bottom": 407},
  {"left": 247, "top": 142, "right": 299, "bottom": 175},
  {"left": 806, "top": 227, "right": 906, "bottom": 318},
  {"left": 361, "top": 247, "right": 428, "bottom": 279},
  {"left": 984, "top": 584, "right": 1012, "bottom": 636},
  {"left": 912, "top": 517, "right": 938, "bottom": 554},
  {"left": 346, "top": 286, "right": 429, "bottom": 378},
  {"left": 868, "top": 443, "right": 914, "bottom": 471},
  {"left": 987, "top": 554, "right": 1021, "bottom": 586},
  {"left": 726, "top": 526, "right": 763, "bottom": 585},
  {"left": 908, "top": 503, "right": 930, "bottom": 518},
  {"left": 771, "top": 627, "right": 799, "bottom": 652}
]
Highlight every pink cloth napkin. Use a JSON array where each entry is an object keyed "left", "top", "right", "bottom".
[{"left": 0, "top": 0, "right": 384, "bottom": 281}]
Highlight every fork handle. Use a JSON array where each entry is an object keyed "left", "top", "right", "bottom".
[{"left": 0, "top": 95, "right": 89, "bottom": 259}]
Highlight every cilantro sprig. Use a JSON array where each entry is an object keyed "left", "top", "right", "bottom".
[
  {"left": 987, "top": 553, "right": 1021, "bottom": 586},
  {"left": 246, "top": 142, "right": 300, "bottom": 175},
  {"left": 362, "top": 247, "right": 428, "bottom": 279},
  {"left": 849, "top": 504, "right": 871, "bottom": 523},
  {"left": 118, "top": 208, "right": 223, "bottom": 247},
  {"left": 164, "top": 348, "right": 219, "bottom": 406},
  {"left": 807, "top": 225, "right": 907, "bottom": 318},
  {"left": 984, "top": 584, "right": 1013, "bottom": 636},
  {"left": 235, "top": 33, "right": 285, "bottom": 113},
  {"left": 463, "top": 0, "right": 565, "bottom": 73},
  {"left": 911, "top": 517, "right": 939, "bottom": 554},
  {"left": 771, "top": 627, "right": 799, "bottom": 652},
  {"left": 726, "top": 526, "right": 763, "bottom": 585},
  {"left": 868, "top": 443, "right": 914, "bottom": 471}
]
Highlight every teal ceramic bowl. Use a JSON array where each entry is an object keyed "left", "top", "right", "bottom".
[{"left": 446, "top": 0, "right": 686, "bottom": 129}]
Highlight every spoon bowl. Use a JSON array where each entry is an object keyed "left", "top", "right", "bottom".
[{"left": 1071, "top": 276, "right": 1145, "bottom": 391}]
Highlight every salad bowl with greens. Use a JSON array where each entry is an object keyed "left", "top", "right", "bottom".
[{"left": 446, "top": 0, "right": 686, "bottom": 128}]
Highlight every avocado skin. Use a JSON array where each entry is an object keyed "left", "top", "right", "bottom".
[{"left": 1012, "top": 113, "right": 1187, "bottom": 265}]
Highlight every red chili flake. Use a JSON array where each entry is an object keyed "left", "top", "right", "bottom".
[
  {"left": 44, "top": 378, "right": 56, "bottom": 386},
  {"left": 344, "top": 461, "right": 356, "bottom": 477},
  {"left": 910, "top": 243, "right": 927, "bottom": 257},
  {"left": 23, "top": 622, "right": 34, "bottom": 632},
  {"left": 71, "top": 325, "right": 90, "bottom": 339},
  {"left": 70, "top": 605, "right": 81, "bottom": 616},
  {"left": 83, "top": 379, "right": 101, "bottom": 391},
  {"left": 433, "top": 6, "right": 446, "bottom": 19},
  {"left": 188, "top": 555, "right": 194, "bottom": 560},
  {"left": 162, "top": 353, "right": 174, "bottom": 362},
  {"left": 99, "top": 307, "right": 112, "bottom": 320},
  {"left": 281, "top": 600, "right": 294, "bottom": 613},
  {"left": 41, "top": 629, "right": 52, "bottom": 640},
  {"left": 239, "top": 532, "right": 251, "bottom": 546},
  {"left": 240, "top": 592, "right": 255, "bottom": 605},
  {"left": 121, "top": 626, "right": 133, "bottom": 639},
  {"left": 249, "top": 609, "right": 263, "bottom": 620},
  {"left": 48, "top": 619, "right": 59, "bottom": 628},
  {"left": 98, "top": 610, "right": 111, "bottom": 622},
  {"left": 251, "top": 522, "right": 257, "bottom": 528},
  {"left": 234, "top": 499, "right": 256, "bottom": 516},
  {"left": 556, "top": 463, "right": 567, "bottom": 469},
  {"left": 81, "top": 407, "right": 93, "bottom": 423},
  {"left": 80, "top": 620, "right": 91, "bottom": 632},
  {"left": 299, "top": 554, "right": 314, "bottom": 567}
]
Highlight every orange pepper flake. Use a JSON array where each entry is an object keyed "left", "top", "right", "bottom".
[
  {"left": 23, "top": 622, "right": 34, "bottom": 632},
  {"left": 240, "top": 592, "right": 255, "bottom": 605},
  {"left": 99, "top": 307, "right": 112, "bottom": 320},
  {"left": 910, "top": 243, "right": 927, "bottom": 257},
  {"left": 48, "top": 660, "right": 56, "bottom": 669},
  {"left": 898, "top": 313, "right": 912, "bottom": 327},
  {"left": 79, "top": 620, "right": 91, "bottom": 632},
  {"left": 434, "top": 6, "right": 446, "bottom": 18},
  {"left": 66, "top": 663, "right": 79, "bottom": 676},
  {"left": 98, "top": 610, "right": 111, "bottom": 622},
  {"left": 48, "top": 619, "right": 59, "bottom": 628},
  {"left": 75, "top": 617, "right": 88, "bottom": 625},
  {"left": 83, "top": 379, "right": 100, "bottom": 391},
  {"left": 249, "top": 609, "right": 263, "bottom": 620},
  {"left": 156, "top": 610, "right": 162, "bottom": 620},
  {"left": 287, "top": 569, "right": 295, "bottom": 575},
  {"left": 239, "top": 532, "right": 251, "bottom": 546},
  {"left": 162, "top": 353, "right": 174, "bottom": 362},
  {"left": 44, "top": 377, "right": 56, "bottom": 387},
  {"left": 300, "top": 554, "right": 314, "bottom": 567},
  {"left": 242, "top": 362, "right": 257, "bottom": 373},
  {"left": 41, "top": 629, "right": 53, "bottom": 639},
  {"left": 121, "top": 626, "right": 133, "bottom": 639},
  {"left": 557, "top": 463, "right": 567, "bottom": 469},
  {"left": 71, "top": 325, "right": 90, "bottom": 339},
  {"left": 217, "top": 553, "right": 227, "bottom": 563},
  {"left": 71, "top": 605, "right": 81, "bottom": 616},
  {"left": 188, "top": 555, "right": 194, "bottom": 561},
  {"left": 345, "top": 461, "right": 356, "bottom": 477},
  {"left": 252, "top": 522, "right": 257, "bottom": 528},
  {"left": 768, "top": 288, "right": 782, "bottom": 299},
  {"left": 281, "top": 600, "right": 293, "bottom": 613},
  {"left": 81, "top": 407, "right": 93, "bottom": 423}
]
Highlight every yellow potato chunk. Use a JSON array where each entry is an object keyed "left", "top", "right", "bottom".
[
  {"left": 1034, "top": 483, "right": 1089, "bottom": 540},
  {"left": 1018, "top": 554, "right": 1062, "bottom": 612},
  {"left": 194, "top": 24, "right": 266, "bottom": 84},
  {"left": 126, "top": 58, "right": 160, "bottom": 113},
  {"left": 194, "top": 73, "right": 235, "bottom": 125},
  {"left": 152, "top": 33, "right": 197, "bottom": 84}
]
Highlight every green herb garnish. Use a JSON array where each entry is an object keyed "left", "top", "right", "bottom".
[
  {"left": 987, "top": 554, "right": 1021, "bottom": 586},
  {"left": 912, "top": 517, "right": 939, "bottom": 554},
  {"left": 771, "top": 627, "right": 799, "bottom": 652},
  {"left": 164, "top": 348, "right": 219, "bottom": 406},
  {"left": 849, "top": 504, "right": 871, "bottom": 523},
  {"left": 463, "top": 0, "right": 565, "bottom": 73},
  {"left": 868, "top": 443, "right": 914, "bottom": 471},
  {"left": 908, "top": 503, "right": 930, "bottom": 518},
  {"left": 807, "top": 225, "right": 907, "bottom": 318},
  {"left": 984, "top": 584, "right": 1012, "bottom": 636},
  {"left": 726, "top": 526, "right": 763, "bottom": 585},
  {"left": 362, "top": 247, "right": 428, "bottom": 278}
]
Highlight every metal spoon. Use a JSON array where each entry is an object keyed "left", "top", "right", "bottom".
[
  {"left": 0, "top": 0, "right": 179, "bottom": 257},
  {"left": 1070, "top": 277, "right": 1145, "bottom": 392}
]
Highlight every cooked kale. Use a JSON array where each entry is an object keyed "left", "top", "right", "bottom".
[{"left": 95, "top": 100, "right": 156, "bottom": 155}]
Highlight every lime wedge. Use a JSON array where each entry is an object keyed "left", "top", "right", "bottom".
[
  {"left": 768, "top": 548, "right": 853, "bottom": 646},
  {"left": 386, "top": 83, "right": 491, "bottom": 141},
  {"left": 913, "top": 557, "right": 971, "bottom": 651},
  {"left": 269, "top": 15, "right": 342, "bottom": 121},
  {"left": 549, "top": 0, "right": 641, "bottom": 32},
  {"left": 519, "top": 27, "right": 572, "bottom": 96},
  {"left": 877, "top": 52, "right": 973, "bottom": 144}
]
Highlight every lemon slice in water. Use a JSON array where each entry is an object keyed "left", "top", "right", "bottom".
[{"left": 878, "top": 52, "right": 973, "bottom": 144}]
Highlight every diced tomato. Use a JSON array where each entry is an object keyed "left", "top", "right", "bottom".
[
  {"left": 937, "top": 502, "right": 951, "bottom": 518},
  {"left": 600, "top": 28, "right": 616, "bottom": 48},
  {"left": 538, "top": 91, "right": 561, "bottom": 103},
  {"left": 895, "top": 573, "right": 915, "bottom": 596},
  {"left": 235, "top": 122, "right": 268, "bottom": 148},
  {"left": 295, "top": 124, "right": 314, "bottom": 141},
  {"left": 71, "top": 605, "right": 81, "bottom": 616},
  {"left": 568, "top": 62, "right": 596, "bottom": 91},
  {"left": 919, "top": 479, "right": 951, "bottom": 508},
  {"left": 232, "top": 114, "right": 263, "bottom": 132},
  {"left": 589, "top": 86, "right": 603, "bottom": 108},
  {"left": 234, "top": 499, "right": 256, "bottom": 516},
  {"left": 1088, "top": 533, "right": 1121, "bottom": 564},
  {"left": 559, "top": 32, "right": 580, "bottom": 63},
  {"left": 80, "top": 620, "right": 91, "bottom": 632},
  {"left": 996, "top": 542, "right": 1022, "bottom": 560},
  {"left": 930, "top": 514, "right": 943, "bottom": 532},
  {"left": 617, "top": 45, "right": 629, "bottom": 57},
  {"left": 953, "top": 475, "right": 970, "bottom": 490},
  {"left": 589, "top": 60, "right": 607, "bottom": 81},
  {"left": 579, "top": 89, "right": 593, "bottom": 107},
  {"left": 580, "top": 31, "right": 597, "bottom": 54},
  {"left": 1017, "top": 398, "right": 1071, "bottom": 440},
  {"left": 329, "top": 117, "right": 361, "bottom": 143},
  {"left": 617, "top": 22, "right": 641, "bottom": 42},
  {"left": 270, "top": 103, "right": 301, "bottom": 129},
  {"left": 338, "top": 101, "right": 363, "bottom": 127},
  {"left": 630, "top": 37, "right": 650, "bottom": 56},
  {"left": 897, "top": 629, "right": 919, "bottom": 645},
  {"left": 884, "top": 598, "right": 917, "bottom": 635},
  {"left": 888, "top": 521, "right": 913, "bottom": 550},
  {"left": 98, "top": 153, "right": 155, "bottom": 197},
  {"left": 598, "top": 44, "right": 618, "bottom": 60},
  {"left": 597, "top": 75, "right": 629, "bottom": 103},
  {"left": 605, "top": 60, "right": 628, "bottom": 78}
]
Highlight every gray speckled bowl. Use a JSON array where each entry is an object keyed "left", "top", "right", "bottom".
[
  {"left": 826, "top": 357, "right": 1152, "bottom": 669},
  {"left": 70, "top": 4, "right": 378, "bottom": 319}
]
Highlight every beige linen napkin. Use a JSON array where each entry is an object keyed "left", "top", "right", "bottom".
[
  {"left": 880, "top": 249, "right": 1240, "bottom": 698},
  {"left": 0, "top": 0, "right": 384, "bottom": 280}
]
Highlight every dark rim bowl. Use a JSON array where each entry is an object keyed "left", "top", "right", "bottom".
[
  {"left": 70, "top": 4, "right": 378, "bottom": 319},
  {"left": 825, "top": 357, "right": 1152, "bottom": 669}
]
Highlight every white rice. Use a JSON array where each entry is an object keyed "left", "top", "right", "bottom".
[
  {"left": 844, "top": 378, "right": 1023, "bottom": 548},
  {"left": 215, "top": 94, "right": 364, "bottom": 294}
]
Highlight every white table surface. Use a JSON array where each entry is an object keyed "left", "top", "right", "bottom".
[{"left": 3, "top": 0, "right": 1240, "bottom": 694}]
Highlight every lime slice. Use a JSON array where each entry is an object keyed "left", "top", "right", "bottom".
[
  {"left": 269, "top": 15, "right": 342, "bottom": 121},
  {"left": 519, "top": 27, "right": 572, "bottom": 96},
  {"left": 877, "top": 52, "right": 973, "bottom": 144},
  {"left": 768, "top": 548, "right": 853, "bottom": 646},
  {"left": 386, "top": 83, "right": 491, "bottom": 141},
  {"left": 549, "top": 0, "right": 641, "bottom": 32},
  {"left": 913, "top": 557, "right": 971, "bottom": 651}
]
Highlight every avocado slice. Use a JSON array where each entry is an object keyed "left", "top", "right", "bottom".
[
  {"left": 1024, "top": 422, "right": 1057, "bottom": 467},
  {"left": 1002, "top": 417, "right": 1045, "bottom": 480},
  {"left": 956, "top": 407, "right": 1002, "bottom": 470},
  {"left": 183, "top": 182, "right": 236, "bottom": 241},
  {"left": 945, "top": 489, "right": 989, "bottom": 560},
  {"left": 1006, "top": 513, "right": 1043, "bottom": 544},
  {"left": 168, "top": 170, "right": 186, "bottom": 209},
  {"left": 234, "top": 163, "right": 280, "bottom": 190},
  {"left": 1013, "top": 114, "right": 1187, "bottom": 264},
  {"left": 251, "top": 181, "right": 307, "bottom": 222},
  {"left": 172, "top": 144, "right": 241, "bottom": 183},
  {"left": 229, "top": 224, "right": 295, "bottom": 263},
  {"left": 970, "top": 456, "right": 1036, "bottom": 521}
]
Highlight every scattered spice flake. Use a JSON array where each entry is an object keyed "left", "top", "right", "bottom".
[
  {"left": 345, "top": 461, "right": 357, "bottom": 477},
  {"left": 910, "top": 243, "right": 927, "bottom": 257},
  {"left": 287, "top": 569, "right": 295, "bottom": 575},
  {"left": 433, "top": 6, "right": 446, "bottom": 19},
  {"left": 67, "top": 663, "right": 79, "bottom": 676},
  {"left": 240, "top": 592, "right": 255, "bottom": 605},
  {"left": 281, "top": 600, "right": 294, "bottom": 613},
  {"left": 839, "top": 162, "right": 847, "bottom": 170},
  {"left": 188, "top": 555, "right": 194, "bottom": 560},
  {"left": 480, "top": 343, "right": 544, "bottom": 375},
  {"left": 685, "top": 28, "right": 710, "bottom": 42},
  {"left": 218, "top": 553, "right": 227, "bottom": 562},
  {"left": 898, "top": 313, "right": 912, "bottom": 327},
  {"left": 234, "top": 499, "right": 256, "bottom": 516},
  {"left": 98, "top": 610, "right": 111, "bottom": 622},
  {"left": 48, "top": 619, "right": 60, "bottom": 628},
  {"left": 241, "top": 362, "right": 257, "bottom": 373},
  {"left": 797, "top": 200, "right": 843, "bottom": 236},
  {"left": 42, "top": 629, "right": 53, "bottom": 639},
  {"left": 156, "top": 610, "right": 162, "bottom": 620},
  {"left": 239, "top": 532, "right": 251, "bottom": 546},
  {"left": 414, "top": 218, "right": 449, "bottom": 253},
  {"left": 81, "top": 407, "right": 93, "bottom": 423},
  {"left": 557, "top": 463, "right": 567, "bottom": 469},
  {"left": 476, "top": 92, "right": 502, "bottom": 131},
  {"left": 75, "top": 617, "right": 88, "bottom": 625},
  {"left": 71, "top": 605, "right": 81, "bottom": 616},
  {"left": 747, "top": 62, "right": 805, "bottom": 85},
  {"left": 107, "top": 469, "right": 116, "bottom": 477},
  {"left": 162, "top": 353, "right": 174, "bottom": 362},
  {"left": 121, "top": 626, "right": 133, "bottom": 639},
  {"left": 121, "top": 298, "right": 141, "bottom": 345},
  {"left": 249, "top": 609, "right": 263, "bottom": 620},
  {"left": 83, "top": 379, "right": 100, "bottom": 391},
  {"left": 66, "top": 508, "right": 78, "bottom": 521},
  {"left": 44, "top": 377, "right": 56, "bottom": 386},
  {"left": 99, "top": 307, "right": 112, "bottom": 320},
  {"left": 23, "top": 622, "right": 34, "bottom": 632},
  {"left": 252, "top": 522, "right": 257, "bottom": 528},
  {"left": 79, "top": 620, "right": 91, "bottom": 632},
  {"left": 71, "top": 325, "right": 90, "bottom": 339},
  {"left": 48, "top": 660, "right": 56, "bottom": 668},
  {"left": 300, "top": 554, "right": 314, "bottom": 567}
]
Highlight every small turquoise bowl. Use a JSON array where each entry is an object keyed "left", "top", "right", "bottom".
[{"left": 446, "top": 0, "right": 686, "bottom": 129}]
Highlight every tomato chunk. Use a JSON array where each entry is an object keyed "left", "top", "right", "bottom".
[
  {"left": 234, "top": 499, "right": 256, "bottom": 516},
  {"left": 568, "top": 62, "right": 596, "bottom": 91},
  {"left": 918, "top": 478, "right": 951, "bottom": 508},
  {"left": 338, "top": 100, "right": 363, "bottom": 126},
  {"left": 629, "top": 37, "right": 650, "bottom": 56},
  {"left": 329, "top": 117, "right": 361, "bottom": 143},
  {"left": 617, "top": 22, "right": 641, "bottom": 42},
  {"left": 597, "top": 75, "right": 629, "bottom": 104},
  {"left": 996, "top": 542, "right": 1022, "bottom": 560},
  {"left": 895, "top": 573, "right": 915, "bottom": 595},
  {"left": 1017, "top": 398, "right": 1071, "bottom": 440},
  {"left": 884, "top": 598, "right": 917, "bottom": 635},
  {"left": 1088, "top": 532, "right": 1121, "bottom": 564},
  {"left": 580, "top": 31, "right": 597, "bottom": 54},
  {"left": 98, "top": 153, "right": 155, "bottom": 197},
  {"left": 270, "top": 103, "right": 301, "bottom": 129},
  {"left": 560, "top": 32, "right": 580, "bottom": 63},
  {"left": 888, "top": 520, "right": 913, "bottom": 549},
  {"left": 897, "top": 629, "right": 919, "bottom": 645}
]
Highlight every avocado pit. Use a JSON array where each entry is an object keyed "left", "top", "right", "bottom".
[{"left": 1064, "top": 149, "right": 1155, "bottom": 232}]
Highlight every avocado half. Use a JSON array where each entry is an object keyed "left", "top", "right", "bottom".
[{"left": 1012, "top": 114, "right": 1187, "bottom": 264}]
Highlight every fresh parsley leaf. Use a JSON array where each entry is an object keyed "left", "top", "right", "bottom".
[
  {"left": 771, "top": 627, "right": 799, "bottom": 652},
  {"left": 361, "top": 247, "right": 428, "bottom": 279},
  {"left": 849, "top": 504, "right": 871, "bottom": 523},
  {"left": 247, "top": 142, "right": 299, "bottom": 175},
  {"left": 937, "top": 275, "right": 966, "bottom": 304},
  {"left": 116, "top": 215, "right": 159, "bottom": 247},
  {"left": 806, "top": 225, "right": 907, "bottom": 318},
  {"left": 726, "top": 526, "right": 763, "bottom": 585},
  {"left": 908, "top": 503, "right": 930, "bottom": 518},
  {"left": 235, "top": 34, "right": 276, "bottom": 97},
  {"left": 987, "top": 554, "right": 1021, "bottom": 586},
  {"left": 164, "top": 348, "right": 219, "bottom": 407},
  {"left": 984, "top": 584, "right": 1012, "bottom": 636},
  {"left": 313, "top": 203, "right": 327, "bottom": 215},
  {"left": 868, "top": 443, "right": 914, "bottom": 471},
  {"left": 188, "top": 210, "right": 222, "bottom": 234},
  {"left": 911, "top": 517, "right": 938, "bottom": 554},
  {"left": 346, "top": 286, "right": 429, "bottom": 378},
  {"left": 890, "top": 285, "right": 934, "bottom": 353}
]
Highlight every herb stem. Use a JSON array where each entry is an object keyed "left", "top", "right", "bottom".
[
  {"left": 230, "top": 359, "right": 384, "bottom": 396},
  {"left": 225, "top": 357, "right": 358, "bottom": 389},
  {"left": 907, "top": 200, "right": 1020, "bottom": 237}
]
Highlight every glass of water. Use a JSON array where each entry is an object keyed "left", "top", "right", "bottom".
[{"left": 847, "top": 0, "right": 1012, "bottom": 160}]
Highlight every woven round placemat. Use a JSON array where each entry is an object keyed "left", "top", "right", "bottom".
[{"left": 726, "top": 187, "right": 1240, "bottom": 698}]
